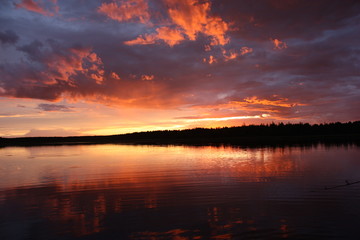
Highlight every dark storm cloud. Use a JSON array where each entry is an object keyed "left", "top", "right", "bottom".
[{"left": 0, "top": 0, "right": 359, "bottom": 122}]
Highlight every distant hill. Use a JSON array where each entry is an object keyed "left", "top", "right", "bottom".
[{"left": 1, "top": 121, "right": 360, "bottom": 147}]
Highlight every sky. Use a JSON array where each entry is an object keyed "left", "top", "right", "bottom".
[{"left": 0, "top": 0, "right": 359, "bottom": 137}]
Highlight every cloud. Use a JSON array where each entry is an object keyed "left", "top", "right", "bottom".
[
  {"left": 242, "top": 96, "right": 306, "bottom": 108},
  {"left": 98, "top": 0, "right": 150, "bottom": 23},
  {"left": 271, "top": 38, "right": 287, "bottom": 50},
  {"left": 0, "top": 113, "right": 39, "bottom": 118},
  {"left": 203, "top": 55, "right": 217, "bottom": 64},
  {"left": 1, "top": 0, "right": 360, "bottom": 125},
  {"left": 0, "top": 30, "right": 19, "bottom": 45},
  {"left": 188, "top": 95, "right": 308, "bottom": 121},
  {"left": 16, "top": 40, "right": 43, "bottom": 60},
  {"left": 218, "top": 0, "right": 360, "bottom": 41},
  {"left": 124, "top": 33, "right": 157, "bottom": 45},
  {"left": 1, "top": 39, "right": 105, "bottom": 100},
  {"left": 22, "top": 40, "right": 105, "bottom": 86},
  {"left": 180, "top": 115, "right": 264, "bottom": 123},
  {"left": 14, "top": 0, "right": 58, "bottom": 16},
  {"left": 124, "top": 0, "right": 230, "bottom": 47},
  {"left": 0, "top": 36, "right": 185, "bottom": 108},
  {"left": 154, "top": 27, "right": 186, "bottom": 47},
  {"left": 124, "top": 27, "right": 186, "bottom": 46},
  {"left": 240, "top": 47, "right": 253, "bottom": 55},
  {"left": 165, "top": 0, "right": 229, "bottom": 45},
  {"left": 221, "top": 47, "right": 253, "bottom": 61},
  {"left": 37, "top": 103, "right": 74, "bottom": 112},
  {"left": 141, "top": 74, "right": 154, "bottom": 81}
]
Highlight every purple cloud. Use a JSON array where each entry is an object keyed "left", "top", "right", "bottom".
[
  {"left": 0, "top": 30, "right": 19, "bottom": 44},
  {"left": 37, "top": 103, "right": 74, "bottom": 112}
]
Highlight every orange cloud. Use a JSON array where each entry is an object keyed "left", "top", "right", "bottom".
[
  {"left": 15, "top": 0, "right": 58, "bottom": 16},
  {"left": 81, "top": 80, "right": 185, "bottom": 109},
  {"left": 182, "top": 115, "right": 264, "bottom": 123},
  {"left": 111, "top": 72, "right": 121, "bottom": 80},
  {"left": 204, "top": 44, "right": 211, "bottom": 51},
  {"left": 44, "top": 47, "right": 104, "bottom": 85},
  {"left": 98, "top": 0, "right": 150, "bottom": 23},
  {"left": 220, "top": 46, "right": 253, "bottom": 61},
  {"left": 222, "top": 48, "right": 238, "bottom": 61},
  {"left": 241, "top": 96, "right": 306, "bottom": 108},
  {"left": 240, "top": 46, "right": 253, "bottom": 55},
  {"left": 141, "top": 74, "right": 154, "bottom": 81},
  {"left": 166, "top": 0, "right": 229, "bottom": 45},
  {"left": 125, "top": 0, "right": 230, "bottom": 47},
  {"left": 124, "top": 33, "right": 156, "bottom": 45},
  {"left": 188, "top": 96, "right": 307, "bottom": 122},
  {"left": 271, "top": 38, "right": 288, "bottom": 50},
  {"left": 203, "top": 55, "right": 217, "bottom": 64},
  {"left": 155, "top": 27, "right": 185, "bottom": 47},
  {"left": 125, "top": 27, "right": 185, "bottom": 47}
]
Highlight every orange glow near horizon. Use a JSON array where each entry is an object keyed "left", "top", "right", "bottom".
[{"left": 0, "top": 94, "right": 307, "bottom": 137}]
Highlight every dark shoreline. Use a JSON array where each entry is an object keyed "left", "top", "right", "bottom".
[{"left": 1, "top": 122, "right": 360, "bottom": 148}]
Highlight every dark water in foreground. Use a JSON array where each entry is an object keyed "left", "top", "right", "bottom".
[{"left": 1, "top": 144, "right": 360, "bottom": 239}]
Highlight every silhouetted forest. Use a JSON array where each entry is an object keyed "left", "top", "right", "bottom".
[{"left": 1, "top": 121, "right": 360, "bottom": 147}]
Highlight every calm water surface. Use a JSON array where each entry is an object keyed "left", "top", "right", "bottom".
[{"left": 0, "top": 144, "right": 360, "bottom": 239}]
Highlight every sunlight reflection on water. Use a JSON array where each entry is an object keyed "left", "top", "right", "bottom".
[{"left": 0, "top": 144, "right": 360, "bottom": 239}]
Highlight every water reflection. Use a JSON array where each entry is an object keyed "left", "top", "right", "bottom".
[{"left": 0, "top": 144, "right": 360, "bottom": 239}]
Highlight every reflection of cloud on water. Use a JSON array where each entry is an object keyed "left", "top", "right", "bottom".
[
  {"left": 1, "top": 144, "right": 360, "bottom": 239},
  {"left": 0, "top": 144, "right": 359, "bottom": 191},
  {"left": 1, "top": 165, "right": 360, "bottom": 240},
  {"left": 0, "top": 181, "right": 296, "bottom": 239}
]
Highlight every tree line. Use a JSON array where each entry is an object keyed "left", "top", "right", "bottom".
[{"left": 1, "top": 121, "right": 359, "bottom": 147}]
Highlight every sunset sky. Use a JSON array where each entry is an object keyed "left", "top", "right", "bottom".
[{"left": 1, "top": 0, "right": 359, "bottom": 137}]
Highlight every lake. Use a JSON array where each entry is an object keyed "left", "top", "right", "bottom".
[{"left": 0, "top": 143, "right": 360, "bottom": 239}]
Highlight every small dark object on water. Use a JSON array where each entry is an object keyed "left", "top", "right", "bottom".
[{"left": 324, "top": 180, "right": 360, "bottom": 190}]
